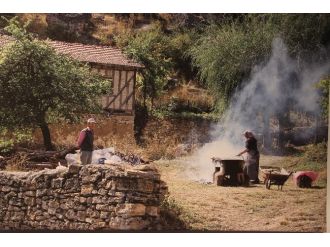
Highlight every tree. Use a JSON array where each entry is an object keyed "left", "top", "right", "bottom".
[
  {"left": 115, "top": 24, "right": 173, "bottom": 108},
  {"left": 317, "top": 77, "right": 330, "bottom": 120},
  {"left": 187, "top": 16, "right": 277, "bottom": 113},
  {"left": 0, "top": 18, "right": 110, "bottom": 150}
]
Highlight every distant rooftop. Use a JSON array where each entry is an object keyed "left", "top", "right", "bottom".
[{"left": 0, "top": 34, "right": 144, "bottom": 69}]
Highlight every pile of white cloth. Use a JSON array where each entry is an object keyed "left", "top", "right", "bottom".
[{"left": 65, "top": 147, "right": 122, "bottom": 165}]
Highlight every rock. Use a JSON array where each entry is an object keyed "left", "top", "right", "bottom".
[
  {"left": 95, "top": 204, "right": 109, "bottom": 211},
  {"left": 146, "top": 206, "right": 160, "bottom": 217},
  {"left": 51, "top": 178, "right": 64, "bottom": 189},
  {"left": 77, "top": 211, "right": 86, "bottom": 222},
  {"left": 65, "top": 209, "right": 75, "bottom": 220},
  {"left": 86, "top": 197, "right": 93, "bottom": 204},
  {"left": 98, "top": 188, "right": 108, "bottom": 195},
  {"left": 79, "top": 197, "right": 87, "bottom": 204},
  {"left": 36, "top": 189, "right": 48, "bottom": 197},
  {"left": 5, "top": 191, "right": 17, "bottom": 200},
  {"left": 60, "top": 202, "right": 69, "bottom": 210},
  {"left": 85, "top": 218, "right": 93, "bottom": 224},
  {"left": 81, "top": 185, "right": 93, "bottom": 195},
  {"left": 116, "top": 203, "right": 146, "bottom": 217},
  {"left": 135, "top": 164, "right": 157, "bottom": 172},
  {"left": 90, "top": 211, "right": 100, "bottom": 218},
  {"left": 109, "top": 217, "right": 148, "bottom": 230},
  {"left": 100, "top": 211, "right": 110, "bottom": 219},
  {"left": 137, "top": 179, "right": 154, "bottom": 193},
  {"left": 95, "top": 221, "right": 107, "bottom": 229},
  {"left": 63, "top": 178, "right": 79, "bottom": 191},
  {"left": 24, "top": 197, "right": 36, "bottom": 206},
  {"left": 91, "top": 196, "right": 103, "bottom": 204},
  {"left": 48, "top": 207, "right": 57, "bottom": 215},
  {"left": 24, "top": 190, "right": 36, "bottom": 197},
  {"left": 48, "top": 200, "right": 60, "bottom": 209},
  {"left": 68, "top": 164, "right": 83, "bottom": 174},
  {"left": 1, "top": 186, "right": 12, "bottom": 192}
]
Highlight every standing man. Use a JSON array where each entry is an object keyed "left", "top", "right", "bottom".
[
  {"left": 77, "top": 118, "right": 96, "bottom": 165},
  {"left": 237, "top": 130, "right": 260, "bottom": 184}
]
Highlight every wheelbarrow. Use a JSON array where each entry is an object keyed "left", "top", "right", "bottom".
[{"left": 260, "top": 166, "right": 293, "bottom": 190}]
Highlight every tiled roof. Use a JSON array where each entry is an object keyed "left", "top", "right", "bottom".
[{"left": 0, "top": 34, "right": 144, "bottom": 69}]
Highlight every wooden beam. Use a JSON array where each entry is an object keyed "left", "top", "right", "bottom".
[{"left": 104, "top": 74, "right": 134, "bottom": 109}]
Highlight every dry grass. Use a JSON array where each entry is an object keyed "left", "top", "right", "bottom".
[
  {"left": 156, "top": 84, "right": 214, "bottom": 112},
  {"left": 154, "top": 155, "right": 326, "bottom": 232}
]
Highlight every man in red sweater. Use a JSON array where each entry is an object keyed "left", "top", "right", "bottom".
[{"left": 77, "top": 118, "right": 96, "bottom": 165}]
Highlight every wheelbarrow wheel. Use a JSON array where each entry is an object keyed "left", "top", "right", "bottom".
[{"left": 265, "top": 179, "right": 271, "bottom": 189}]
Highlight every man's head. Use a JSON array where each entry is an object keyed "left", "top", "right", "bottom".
[{"left": 87, "top": 118, "right": 96, "bottom": 129}]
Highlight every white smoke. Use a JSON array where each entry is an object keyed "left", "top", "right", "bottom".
[{"left": 187, "top": 38, "right": 330, "bottom": 182}]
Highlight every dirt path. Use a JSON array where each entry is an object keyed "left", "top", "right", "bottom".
[{"left": 155, "top": 155, "right": 326, "bottom": 232}]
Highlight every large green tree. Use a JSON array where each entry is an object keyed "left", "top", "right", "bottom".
[
  {"left": 187, "top": 14, "right": 330, "bottom": 113},
  {"left": 115, "top": 24, "right": 173, "bottom": 108},
  {"left": 188, "top": 16, "right": 277, "bottom": 113},
  {"left": 0, "top": 18, "right": 109, "bottom": 150}
]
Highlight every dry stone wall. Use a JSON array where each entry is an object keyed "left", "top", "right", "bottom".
[{"left": 0, "top": 163, "right": 167, "bottom": 231}]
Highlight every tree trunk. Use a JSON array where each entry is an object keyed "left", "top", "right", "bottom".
[
  {"left": 262, "top": 114, "right": 272, "bottom": 150},
  {"left": 277, "top": 111, "right": 291, "bottom": 149},
  {"left": 39, "top": 121, "right": 54, "bottom": 151}
]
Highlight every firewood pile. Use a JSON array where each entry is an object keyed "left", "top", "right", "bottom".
[
  {"left": 0, "top": 147, "right": 149, "bottom": 171},
  {"left": 0, "top": 147, "right": 77, "bottom": 170},
  {"left": 108, "top": 151, "right": 149, "bottom": 165}
]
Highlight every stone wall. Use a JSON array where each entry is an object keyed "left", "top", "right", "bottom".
[{"left": 0, "top": 163, "right": 167, "bottom": 231}]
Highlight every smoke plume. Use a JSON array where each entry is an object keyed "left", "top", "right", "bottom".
[{"left": 187, "top": 38, "right": 330, "bottom": 182}]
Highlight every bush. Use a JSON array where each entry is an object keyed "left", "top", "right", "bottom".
[
  {"left": 317, "top": 77, "right": 330, "bottom": 120},
  {"left": 0, "top": 128, "right": 33, "bottom": 154},
  {"left": 187, "top": 16, "right": 277, "bottom": 112}
]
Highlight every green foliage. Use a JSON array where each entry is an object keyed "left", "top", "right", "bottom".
[
  {"left": 0, "top": 18, "right": 110, "bottom": 149},
  {"left": 163, "top": 96, "right": 212, "bottom": 114},
  {"left": 0, "top": 127, "right": 33, "bottom": 153},
  {"left": 188, "top": 16, "right": 277, "bottom": 113},
  {"left": 150, "top": 108, "right": 219, "bottom": 122},
  {"left": 317, "top": 77, "right": 330, "bottom": 119},
  {"left": 272, "top": 14, "right": 330, "bottom": 61},
  {"left": 167, "top": 31, "right": 197, "bottom": 82},
  {"left": 284, "top": 143, "right": 327, "bottom": 171},
  {"left": 187, "top": 14, "right": 330, "bottom": 113},
  {"left": 160, "top": 195, "right": 188, "bottom": 230},
  {"left": 291, "top": 143, "right": 327, "bottom": 186},
  {"left": 115, "top": 24, "right": 173, "bottom": 107}
]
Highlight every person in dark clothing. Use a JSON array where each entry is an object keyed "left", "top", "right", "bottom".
[
  {"left": 77, "top": 118, "right": 96, "bottom": 165},
  {"left": 237, "top": 131, "right": 260, "bottom": 183}
]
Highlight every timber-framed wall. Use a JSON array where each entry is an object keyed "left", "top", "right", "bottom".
[{"left": 91, "top": 64, "right": 138, "bottom": 115}]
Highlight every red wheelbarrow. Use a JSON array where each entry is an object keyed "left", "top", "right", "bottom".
[{"left": 293, "top": 171, "right": 319, "bottom": 188}]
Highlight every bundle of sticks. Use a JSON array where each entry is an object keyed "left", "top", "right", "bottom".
[
  {"left": 1, "top": 147, "right": 77, "bottom": 170},
  {"left": 109, "top": 151, "right": 149, "bottom": 165}
]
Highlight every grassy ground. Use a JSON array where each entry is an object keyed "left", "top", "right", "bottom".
[{"left": 155, "top": 154, "right": 327, "bottom": 232}]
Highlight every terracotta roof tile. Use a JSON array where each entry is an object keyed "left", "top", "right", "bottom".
[{"left": 0, "top": 34, "right": 144, "bottom": 69}]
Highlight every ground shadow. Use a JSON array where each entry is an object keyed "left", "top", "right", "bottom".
[
  {"left": 159, "top": 197, "right": 189, "bottom": 231},
  {"left": 311, "top": 185, "right": 326, "bottom": 189}
]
